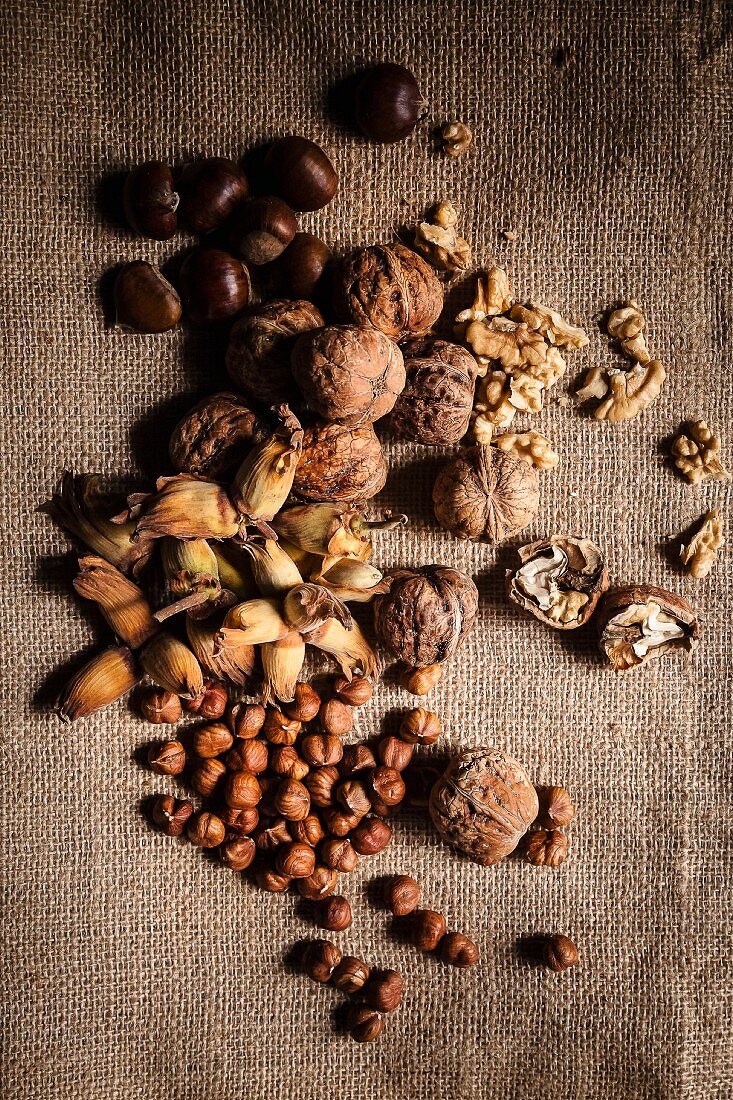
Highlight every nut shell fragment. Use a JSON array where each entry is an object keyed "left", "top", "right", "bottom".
[
  {"left": 596, "top": 584, "right": 700, "bottom": 672},
  {"left": 433, "top": 445, "right": 540, "bottom": 543},
  {"left": 506, "top": 535, "right": 607, "bottom": 629}
]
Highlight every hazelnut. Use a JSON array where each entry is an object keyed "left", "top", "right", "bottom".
[
  {"left": 257, "top": 773, "right": 280, "bottom": 814},
  {"left": 151, "top": 794, "right": 194, "bottom": 837},
  {"left": 438, "top": 931, "right": 479, "bottom": 967},
  {"left": 187, "top": 811, "right": 226, "bottom": 848},
  {"left": 402, "top": 663, "right": 443, "bottom": 695},
  {"left": 351, "top": 816, "right": 392, "bottom": 855},
  {"left": 543, "top": 934, "right": 579, "bottom": 973},
  {"left": 264, "top": 136, "right": 338, "bottom": 212},
  {"left": 369, "top": 766, "right": 406, "bottom": 807},
  {"left": 122, "top": 160, "right": 179, "bottom": 239},
  {"left": 302, "top": 938, "right": 342, "bottom": 983},
  {"left": 289, "top": 814, "right": 325, "bottom": 847},
  {"left": 364, "top": 969, "right": 403, "bottom": 1012},
  {"left": 229, "top": 196, "right": 297, "bottom": 265},
  {"left": 317, "top": 895, "right": 352, "bottom": 932},
  {"left": 348, "top": 1003, "right": 384, "bottom": 1043},
  {"left": 305, "top": 765, "right": 339, "bottom": 808},
  {"left": 184, "top": 680, "right": 229, "bottom": 720},
  {"left": 269, "top": 745, "right": 309, "bottom": 780},
  {"left": 523, "top": 828, "right": 569, "bottom": 868},
  {"left": 147, "top": 739, "right": 186, "bottom": 776},
  {"left": 331, "top": 955, "right": 370, "bottom": 993},
  {"left": 274, "top": 778, "right": 311, "bottom": 821},
  {"left": 535, "top": 786, "right": 576, "bottom": 829},
  {"left": 385, "top": 875, "right": 420, "bottom": 917},
  {"left": 192, "top": 722, "right": 234, "bottom": 758},
  {"left": 256, "top": 866, "right": 292, "bottom": 893},
  {"left": 226, "top": 738, "right": 269, "bottom": 775},
  {"left": 226, "top": 300, "right": 324, "bottom": 407},
  {"left": 374, "top": 565, "right": 479, "bottom": 668},
  {"left": 301, "top": 733, "right": 344, "bottom": 767},
  {"left": 340, "top": 744, "right": 377, "bottom": 776},
  {"left": 253, "top": 817, "right": 291, "bottom": 851},
  {"left": 399, "top": 707, "right": 441, "bottom": 746},
  {"left": 114, "top": 261, "right": 182, "bottom": 334},
  {"left": 369, "top": 794, "right": 397, "bottom": 819},
  {"left": 191, "top": 757, "right": 226, "bottom": 797},
  {"left": 377, "top": 736, "right": 414, "bottom": 772},
  {"left": 336, "top": 779, "right": 372, "bottom": 819},
  {"left": 433, "top": 445, "right": 540, "bottom": 543},
  {"left": 319, "top": 698, "right": 353, "bottom": 737},
  {"left": 320, "top": 838, "right": 358, "bottom": 873},
  {"left": 273, "top": 232, "right": 332, "bottom": 302},
  {"left": 262, "top": 708, "right": 301, "bottom": 746},
  {"left": 285, "top": 681, "right": 322, "bottom": 723},
  {"left": 333, "top": 243, "right": 442, "bottom": 342},
  {"left": 229, "top": 701, "right": 266, "bottom": 740},
  {"left": 139, "top": 686, "right": 182, "bottom": 724},
  {"left": 333, "top": 675, "right": 372, "bottom": 707},
  {"left": 297, "top": 864, "right": 339, "bottom": 900},
  {"left": 224, "top": 770, "right": 262, "bottom": 809},
  {"left": 178, "top": 247, "right": 250, "bottom": 325},
  {"left": 221, "top": 806, "right": 259, "bottom": 835},
  {"left": 391, "top": 339, "right": 477, "bottom": 445},
  {"left": 411, "top": 909, "right": 447, "bottom": 951},
  {"left": 178, "top": 156, "right": 248, "bottom": 235},
  {"left": 320, "top": 807, "right": 361, "bottom": 837},
  {"left": 276, "top": 841, "right": 317, "bottom": 879},
  {"left": 354, "top": 64, "right": 422, "bottom": 144},
  {"left": 219, "top": 836, "right": 256, "bottom": 871},
  {"left": 293, "top": 420, "right": 387, "bottom": 504}
]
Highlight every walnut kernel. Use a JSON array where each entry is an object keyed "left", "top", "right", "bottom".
[
  {"left": 671, "top": 421, "right": 730, "bottom": 485},
  {"left": 607, "top": 300, "right": 650, "bottom": 363},
  {"left": 679, "top": 509, "right": 724, "bottom": 579},
  {"left": 440, "top": 121, "right": 472, "bottom": 157},
  {"left": 493, "top": 430, "right": 559, "bottom": 471},
  {"left": 413, "top": 200, "right": 471, "bottom": 273},
  {"left": 578, "top": 360, "right": 666, "bottom": 422},
  {"left": 596, "top": 584, "right": 700, "bottom": 672}
]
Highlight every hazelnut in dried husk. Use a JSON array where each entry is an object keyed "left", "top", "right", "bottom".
[
  {"left": 433, "top": 444, "right": 540, "bottom": 543},
  {"left": 226, "top": 300, "right": 324, "bottom": 407},
  {"left": 373, "top": 565, "right": 478, "bottom": 667},
  {"left": 264, "top": 136, "right": 338, "bottom": 212},
  {"left": 391, "top": 338, "right": 478, "bottom": 445},
  {"left": 429, "top": 747, "right": 538, "bottom": 865},
  {"left": 114, "top": 261, "right": 182, "bottom": 334},
  {"left": 122, "top": 161, "right": 179, "bottom": 239},
  {"left": 178, "top": 247, "right": 250, "bottom": 324},
  {"left": 506, "top": 535, "right": 607, "bottom": 630},
  {"left": 354, "top": 64, "right": 422, "bottom": 144},
  {"left": 168, "top": 392, "right": 267, "bottom": 479},
  {"left": 293, "top": 421, "right": 387, "bottom": 503},
  {"left": 292, "top": 325, "right": 405, "bottom": 426},
  {"left": 228, "top": 196, "right": 298, "bottom": 265},
  {"left": 333, "top": 243, "right": 443, "bottom": 342},
  {"left": 178, "top": 157, "right": 248, "bottom": 235},
  {"left": 596, "top": 584, "right": 700, "bottom": 673}
]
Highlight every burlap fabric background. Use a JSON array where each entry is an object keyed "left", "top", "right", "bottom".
[{"left": 1, "top": 1, "right": 732, "bottom": 1097}]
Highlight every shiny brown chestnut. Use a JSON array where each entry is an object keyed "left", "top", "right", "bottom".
[
  {"left": 354, "top": 64, "right": 422, "bottom": 144},
  {"left": 229, "top": 196, "right": 298, "bottom": 265},
  {"left": 272, "top": 232, "right": 332, "bottom": 301},
  {"left": 179, "top": 157, "right": 249, "bottom": 235},
  {"left": 264, "top": 136, "right": 337, "bottom": 212},
  {"left": 122, "top": 161, "right": 179, "bottom": 239},
  {"left": 178, "top": 247, "right": 250, "bottom": 324},
  {"left": 114, "top": 261, "right": 182, "bottom": 333}
]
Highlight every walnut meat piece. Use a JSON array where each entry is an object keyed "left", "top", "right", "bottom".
[
  {"left": 455, "top": 269, "right": 513, "bottom": 341},
  {"left": 433, "top": 445, "right": 540, "bottom": 543},
  {"left": 293, "top": 421, "right": 387, "bottom": 503},
  {"left": 333, "top": 243, "right": 443, "bottom": 342},
  {"left": 671, "top": 421, "right": 730, "bottom": 485},
  {"left": 413, "top": 201, "right": 471, "bottom": 273},
  {"left": 508, "top": 303, "right": 589, "bottom": 350},
  {"left": 506, "top": 535, "right": 608, "bottom": 629},
  {"left": 373, "top": 565, "right": 478, "bottom": 667},
  {"left": 226, "top": 300, "right": 324, "bottom": 406},
  {"left": 493, "top": 431, "right": 558, "bottom": 471},
  {"left": 440, "top": 121, "right": 472, "bottom": 157},
  {"left": 168, "top": 392, "right": 267, "bottom": 478},
  {"left": 679, "top": 510, "right": 724, "bottom": 579},
  {"left": 607, "top": 300, "right": 650, "bottom": 363},
  {"left": 578, "top": 361, "right": 666, "bottom": 422},
  {"left": 429, "top": 747, "right": 539, "bottom": 865},
  {"left": 390, "top": 338, "right": 478, "bottom": 445},
  {"left": 596, "top": 584, "right": 700, "bottom": 672}
]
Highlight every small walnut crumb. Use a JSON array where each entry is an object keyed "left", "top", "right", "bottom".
[
  {"left": 502, "top": 229, "right": 518, "bottom": 242},
  {"left": 493, "top": 430, "right": 559, "bottom": 471},
  {"left": 671, "top": 421, "right": 730, "bottom": 485},
  {"left": 470, "top": 412, "right": 494, "bottom": 444},
  {"left": 509, "top": 302, "right": 589, "bottom": 350},
  {"left": 578, "top": 360, "right": 666, "bottom": 422},
  {"left": 413, "top": 200, "right": 471, "bottom": 273},
  {"left": 440, "top": 121, "right": 472, "bottom": 157},
  {"left": 607, "top": 300, "right": 650, "bottom": 364},
  {"left": 680, "top": 510, "right": 724, "bottom": 579},
  {"left": 557, "top": 395, "right": 570, "bottom": 408}
]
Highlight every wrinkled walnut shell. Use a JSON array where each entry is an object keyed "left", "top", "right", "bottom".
[
  {"left": 506, "top": 535, "right": 608, "bottom": 630},
  {"left": 226, "top": 299, "right": 324, "bottom": 406},
  {"left": 293, "top": 420, "right": 387, "bottom": 503},
  {"left": 390, "top": 338, "right": 478, "bottom": 445},
  {"left": 292, "top": 325, "right": 405, "bottom": 426},
  {"left": 433, "top": 444, "right": 539, "bottom": 542},
  {"left": 596, "top": 584, "right": 700, "bottom": 673},
  {"left": 333, "top": 243, "right": 443, "bottom": 342},
  {"left": 429, "top": 747, "right": 539, "bottom": 865},
  {"left": 373, "top": 565, "right": 478, "bottom": 666},
  {"left": 168, "top": 392, "right": 267, "bottom": 478}
]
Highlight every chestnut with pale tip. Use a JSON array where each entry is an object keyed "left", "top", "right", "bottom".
[
  {"left": 273, "top": 232, "right": 332, "bottom": 300},
  {"left": 229, "top": 196, "right": 298, "bottom": 266}
]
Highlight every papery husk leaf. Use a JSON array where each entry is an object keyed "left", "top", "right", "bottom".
[
  {"left": 211, "top": 541, "right": 258, "bottom": 600},
  {"left": 314, "top": 558, "right": 389, "bottom": 603},
  {"left": 73, "top": 555, "right": 159, "bottom": 649},
  {"left": 186, "top": 614, "right": 256, "bottom": 687},
  {"left": 282, "top": 583, "right": 353, "bottom": 633},
  {"left": 139, "top": 632, "right": 204, "bottom": 699},
  {"left": 131, "top": 474, "right": 243, "bottom": 541},
  {"left": 56, "top": 645, "right": 139, "bottom": 722},
  {"left": 243, "top": 538, "right": 303, "bottom": 595},
  {"left": 260, "top": 629, "right": 306, "bottom": 704},
  {"left": 218, "top": 598, "right": 289, "bottom": 646},
  {"left": 230, "top": 405, "right": 303, "bottom": 526},
  {"left": 306, "top": 617, "right": 380, "bottom": 680}
]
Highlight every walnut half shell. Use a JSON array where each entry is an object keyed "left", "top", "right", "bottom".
[
  {"left": 596, "top": 584, "right": 700, "bottom": 672},
  {"left": 506, "top": 535, "right": 608, "bottom": 630}
]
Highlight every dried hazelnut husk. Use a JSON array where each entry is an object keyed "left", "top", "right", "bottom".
[
  {"left": 293, "top": 421, "right": 387, "bottom": 503},
  {"left": 535, "top": 785, "right": 575, "bottom": 829},
  {"left": 377, "top": 736, "right": 414, "bottom": 772},
  {"left": 305, "top": 765, "right": 340, "bottom": 808},
  {"left": 331, "top": 955, "right": 370, "bottom": 992},
  {"left": 333, "top": 675, "right": 372, "bottom": 706},
  {"left": 230, "top": 702, "right": 266, "bottom": 739},
  {"left": 297, "top": 864, "right": 340, "bottom": 900},
  {"left": 219, "top": 836, "right": 256, "bottom": 871},
  {"left": 147, "top": 739, "right": 186, "bottom": 776},
  {"left": 364, "top": 969, "right": 403, "bottom": 1012},
  {"left": 226, "top": 300, "right": 324, "bottom": 407},
  {"left": 139, "top": 686, "right": 182, "bottom": 724},
  {"left": 302, "top": 938, "right": 342, "bottom": 982},
  {"left": 391, "top": 338, "right": 478, "bottom": 445},
  {"left": 317, "top": 895, "right": 352, "bottom": 932},
  {"left": 373, "top": 565, "right": 478, "bottom": 667},
  {"left": 399, "top": 707, "right": 441, "bottom": 746},
  {"left": 429, "top": 747, "right": 539, "bottom": 865},
  {"left": 542, "top": 934, "right": 579, "bottom": 973},
  {"left": 351, "top": 815, "right": 392, "bottom": 855},
  {"left": 433, "top": 445, "right": 540, "bottom": 542},
  {"left": 320, "top": 838, "right": 358, "bottom": 872},
  {"left": 226, "top": 738, "right": 269, "bottom": 774},
  {"left": 187, "top": 811, "right": 226, "bottom": 848},
  {"left": 276, "top": 840, "right": 317, "bottom": 878},
  {"left": 438, "top": 931, "right": 479, "bottom": 967},
  {"left": 522, "top": 828, "right": 568, "bottom": 868},
  {"left": 192, "top": 722, "right": 233, "bottom": 758},
  {"left": 348, "top": 1003, "right": 384, "bottom": 1043},
  {"left": 151, "top": 794, "right": 194, "bottom": 837},
  {"left": 385, "top": 875, "right": 420, "bottom": 916},
  {"left": 191, "top": 757, "right": 226, "bottom": 797},
  {"left": 302, "top": 734, "right": 344, "bottom": 768},
  {"left": 411, "top": 909, "right": 447, "bottom": 951},
  {"left": 507, "top": 536, "right": 608, "bottom": 630},
  {"left": 292, "top": 324, "right": 405, "bottom": 426},
  {"left": 169, "top": 392, "right": 267, "bottom": 479},
  {"left": 340, "top": 744, "right": 377, "bottom": 776},
  {"left": 333, "top": 243, "right": 442, "bottom": 341},
  {"left": 596, "top": 584, "right": 700, "bottom": 673}
]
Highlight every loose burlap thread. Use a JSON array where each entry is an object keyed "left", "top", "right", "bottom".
[{"left": 1, "top": 2, "right": 732, "bottom": 1097}]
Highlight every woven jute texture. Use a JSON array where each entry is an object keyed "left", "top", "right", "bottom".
[{"left": 1, "top": 1, "right": 732, "bottom": 1097}]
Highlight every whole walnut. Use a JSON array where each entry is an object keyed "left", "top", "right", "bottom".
[
  {"left": 333, "top": 243, "right": 443, "bottom": 342},
  {"left": 373, "top": 565, "right": 478, "bottom": 667},
  {"left": 226, "top": 299, "right": 324, "bottom": 406},
  {"left": 433, "top": 444, "right": 539, "bottom": 542},
  {"left": 429, "top": 747, "right": 539, "bottom": 865},
  {"left": 391, "top": 338, "right": 478, "bottom": 445},
  {"left": 293, "top": 420, "right": 387, "bottom": 503},
  {"left": 292, "top": 325, "right": 405, "bottom": 426},
  {"left": 168, "top": 392, "right": 267, "bottom": 478}
]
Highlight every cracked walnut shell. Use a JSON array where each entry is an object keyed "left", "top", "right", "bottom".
[
  {"left": 373, "top": 565, "right": 479, "bottom": 667},
  {"left": 433, "top": 445, "right": 540, "bottom": 543},
  {"left": 596, "top": 584, "right": 700, "bottom": 672},
  {"left": 440, "top": 121, "right": 472, "bottom": 157},
  {"left": 429, "top": 747, "right": 539, "bottom": 865},
  {"left": 226, "top": 300, "right": 324, "bottom": 406},
  {"left": 292, "top": 420, "right": 387, "bottom": 503},
  {"left": 506, "top": 535, "right": 607, "bottom": 629},
  {"left": 168, "top": 392, "right": 267, "bottom": 479},
  {"left": 671, "top": 421, "right": 730, "bottom": 485},
  {"left": 390, "top": 338, "right": 478, "bottom": 445},
  {"left": 333, "top": 243, "right": 443, "bottom": 342},
  {"left": 679, "top": 510, "right": 724, "bottom": 579},
  {"left": 292, "top": 325, "right": 405, "bottom": 426}
]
